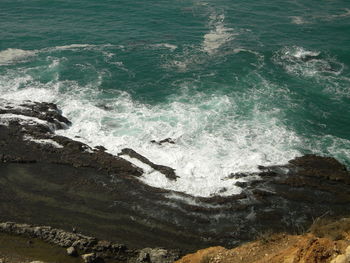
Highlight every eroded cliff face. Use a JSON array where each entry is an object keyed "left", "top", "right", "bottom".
[{"left": 1, "top": 99, "right": 350, "bottom": 257}]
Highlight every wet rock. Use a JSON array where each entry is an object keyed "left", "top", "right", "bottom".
[
  {"left": 226, "top": 172, "right": 249, "bottom": 179},
  {"left": 150, "top": 138, "right": 175, "bottom": 145},
  {"left": 94, "top": 145, "right": 106, "bottom": 152},
  {"left": 235, "top": 181, "right": 248, "bottom": 188},
  {"left": 119, "top": 148, "right": 178, "bottom": 180},
  {"left": 0, "top": 99, "right": 143, "bottom": 178},
  {"left": 67, "top": 246, "right": 78, "bottom": 257},
  {"left": 218, "top": 187, "right": 227, "bottom": 193},
  {"left": 0, "top": 99, "right": 71, "bottom": 130}
]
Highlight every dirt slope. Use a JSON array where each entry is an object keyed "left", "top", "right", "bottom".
[{"left": 175, "top": 218, "right": 350, "bottom": 263}]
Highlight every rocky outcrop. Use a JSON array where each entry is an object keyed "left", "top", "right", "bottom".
[
  {"left": 119, "top": 148, "right": 178, "bottom": 180},
  {"left": 0, "top": 99, "right": 71, "bottom": 129},
  {"left": 0, "top": 99, "right": 143, "bottom": 177},
  {"left": 0, "top": 222, "right": 179, "bottom": 263}
]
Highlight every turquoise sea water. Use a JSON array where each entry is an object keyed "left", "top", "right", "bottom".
[{"left": 0, "top": 0, "right": 349, "bottom": 196}]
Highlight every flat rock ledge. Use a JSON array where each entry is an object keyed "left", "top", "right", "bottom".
[{"left": 0, "top": 222, "right": 180, "bottom": 263}]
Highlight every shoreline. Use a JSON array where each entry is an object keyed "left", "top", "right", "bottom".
[
  {"left": 1, "top": 99, "right": 350, "bottom": 261},
  {"left": 1, "top": 217, "right": 350, "bottom": 263}
]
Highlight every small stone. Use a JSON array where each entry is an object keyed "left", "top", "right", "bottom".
[
  {"left": 81, "top": 253, "right": 104, "bottom": 263},
  {"left": 67, "top": 246, "right": 78, "bottom": 257}
]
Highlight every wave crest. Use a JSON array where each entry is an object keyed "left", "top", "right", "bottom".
[{"left": 0, "top": 48, "right": 37, "bottom": 66}]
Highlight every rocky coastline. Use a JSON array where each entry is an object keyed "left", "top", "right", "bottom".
[
  {"left": 1, "top": 99, "right": 350, "bottom": 262},
  {"left": 0, "top": 222, "right": 179, "bottom": 263}
]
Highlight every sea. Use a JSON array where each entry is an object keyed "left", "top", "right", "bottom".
[{"left": 0, "top": 0, "right": 349, "bottom": 197}]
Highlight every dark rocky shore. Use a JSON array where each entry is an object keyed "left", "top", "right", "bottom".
[
  {"left": 1, "top": 99, "right": 350, "bottom": 262},
  {"left": 0, "top": 222, "right": 178, "bottom": 263}
]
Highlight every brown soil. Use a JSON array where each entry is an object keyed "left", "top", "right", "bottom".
[{"left": 175, "top": 218, "right": 350, "bottom": 263}]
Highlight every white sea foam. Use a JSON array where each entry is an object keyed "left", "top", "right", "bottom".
[
  {"left": 51, "top": 44, "right": 114, "bottom": 51},
  {"left": 289, "top": 48, "right": 320, "bottom": 60},
  {"left": 53, "top": 88, "right": 302, "bottom": 197},
  {"left": 0, "top": 98, "right": 34, "bottom": 111},
  {"left": 23, "top": 135, "right": 64, "bottom": 148},
  {"left": 290, "top": 16, "right": 307, "bottom": 25},
  {"left": 329, "top": 8, "right": 350, "bottom": 19},
  {"left": 0, "top": 70, "right": 304, "bottom": 197},
  {"left": 165, "top": 13, "right": 237, "bottom": 72},
  {"left": 273, "top": 46, "right": 344, "bottom": 77},
  {"left": 151, "top": 43, "right": 178, "bottom": 51},
  {"left": 0, "top": 44, "right": 118, "bottom": 67},
  {"left": 0, "top": 48, "right": 37, "bottom": 66},
  {"left": 309, "top": 135, "right": 350, "bottom": 167},
  {"left": 54, "top": 44, "right": 96, "bottom": 50},
  {"left": 0, "top": 113, "right": 54, "bottom": 130},
  {"left": 202, "top": 14, "right": 236, "bottom": 55}
]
